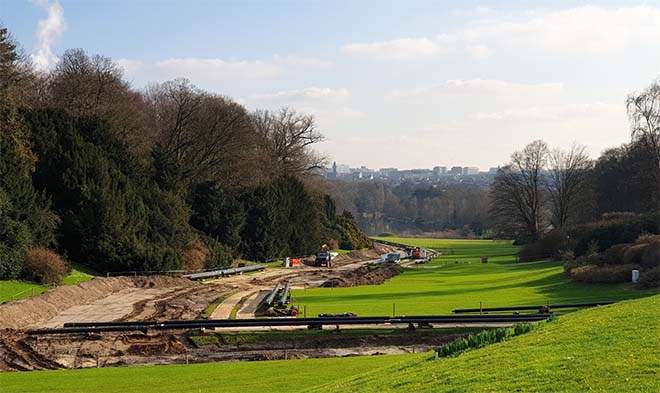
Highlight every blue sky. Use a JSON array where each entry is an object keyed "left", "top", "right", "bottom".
[{"left": 2, "top": 0, "right": 660, "bottom": 169}]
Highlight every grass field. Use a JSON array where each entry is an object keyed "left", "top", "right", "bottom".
[
  {"left": 311, "top": 294, "right": 660, "bottom": 392},
  {"left": 291, "top": 238, "right": 652, "bottom": 317},
  {"left": 293, "top": 261, "right": 650, "bottom": 316},
  {"left": 2, "top": 295, "right": 657, "bottom": 392},
  {"left": 0, "top": 351, "right": 409, "bottom": 393},
  {"left": 0, "top": 264, "right": 96, "bottom": 304},
  {"left": 373, "top": 236, "right": 521, "bottom": 264}
]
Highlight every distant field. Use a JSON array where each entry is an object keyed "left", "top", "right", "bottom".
[
  {"left": 373, "top": 236, "right": 520, "bottom": 264},
  {"left": 291, "top": 238, "right": 652, "bottom": 316},
  {"left": 2, "top": 296, "right": 657, "bottom": 392},
  {"left": 0, "top": 265, "right": 95, "bottom": 304}
]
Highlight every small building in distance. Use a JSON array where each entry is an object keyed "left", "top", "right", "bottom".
[
  {"left": 450, "top": 166, "right": 463, "bottom": 175},
  {"left": 462, "top": 166, "right": 480, "bottom": 176},
  {"left": 433, "top": 166, "right": 447, "bottom": 176}
]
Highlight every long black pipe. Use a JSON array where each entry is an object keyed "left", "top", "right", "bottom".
[
  {"left": 36, "top": 314, "right": 554, "bottom": 335},
  {"left": 28, "top": 326, "right": 149, "bottom": 335},
  {"left": 263, "top": 283, "right": 281, "bottom": 306},
  {"left": 64, "top": 314, "right": 549, "bottom": 329},
  {"left": 278, "top": 282, "right": 290, "bottom": 307},
  {"left": 452, "top": 301, "right": 616, "bottom": 314}
]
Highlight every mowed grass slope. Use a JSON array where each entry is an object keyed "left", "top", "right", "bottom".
[
  {"left": 293, "top": 261, "right": 650, "bottom": 316},
  {"left": 0, "top": 352, "right": 409, "bottom": 393},
  {"left": 310, "top": 294, "right": 660, "bottom": 392},
  {"left": 1, "top": 265, "right": 95, "bottom": 303}
]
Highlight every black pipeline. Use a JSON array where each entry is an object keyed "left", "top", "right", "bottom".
[
  {"left": 30, "top": 314, "right": 553, "bottom": 335},
  {"left": 452, "top": 301, "right": 616, "bottom": 314}
]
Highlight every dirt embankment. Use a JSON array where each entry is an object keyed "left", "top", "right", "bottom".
[
  {"left": 0, "top": 276, "right": 197, "bottom": 330},
  {"left": 331, "top": 243, "right": 396, "bottom": 266},
  {"left": 322, "top": 265, "right": 402, "bottom": 287}
]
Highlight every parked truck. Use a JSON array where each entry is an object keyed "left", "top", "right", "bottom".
[
  {"left": 381, "top": 252, "right": 401, "bottom": 264},
  {"left": 315, "top": 244, "right": 333, "bottom": 267}
]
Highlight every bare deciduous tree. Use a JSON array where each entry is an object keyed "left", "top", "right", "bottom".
[
  {"left": 490, "top": 140, "right": 549, "bottom": 241},
  {"left": 146, "top": 78, "right": 260, "bottom": 187},
  {"left": 626, "top": 80, "right": 660, "bottom": 158},
  {"left": 252, "top": 108, "right": 326, "bottom": 176},
  {"left": 46, "top": 49, "right": 151, "bottom": 154},
  {"left": 546, "top": 144, "right": 592, "bottom": 229},
  {"left": 0, "top": 26, "right": 36, "bottom": 161}
]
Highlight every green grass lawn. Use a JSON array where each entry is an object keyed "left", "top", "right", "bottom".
[
  {"left": 310, "top": 294, "right": 660, "bottom": 392},
  {"left": 293, "top": 261, "right": 652, "bottom": 316},
  {"left": 2, "top": 296, "right": 657, "bottom": 392},
  {"left": 0, "top": 352, "right": 409, "bottom": 393},
  {"left": 1, "top": 264, "right": 96, "bottom": 304},
  {"left": 292, "top": 238, "right": 653, "bottom": 317}
]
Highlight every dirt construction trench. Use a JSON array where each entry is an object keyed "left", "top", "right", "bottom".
[{"left": 0, "top": 244, "right": 460, "bottom": 372}]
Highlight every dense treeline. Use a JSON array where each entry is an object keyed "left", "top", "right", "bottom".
[
  {"left": 0, "top": 26, "right": 369, "bottom": 281},
  {"left": 325, "top": 180, "right": 491, "bottom": 237}
]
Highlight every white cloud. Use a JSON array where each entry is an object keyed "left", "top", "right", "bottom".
[
  {"left": 115, "top": 59, "right": 144, "bottom": 75},
  {"left": 156, "top": 58, "right": 282, "bottom": 81},
  {"left": 114, "top": 55, "right": 330, "bottom": 86},
  {"left": 391, "top": 79, "right": 563, "bottom": 99},
  {"left": 472, "top": 102, "right": 623, "bottom": 122},
  {"left": 463, "top": 5, "right": 660, "bottom": 55},
  {"left": 341, "top": 37, "right": 443, "bottom": 60},
  {"left": 342, "top": 5, "right": 660, "bottom": 62},
  {"left": 31, "top": 0, "right": 66, "bottom": 71}
]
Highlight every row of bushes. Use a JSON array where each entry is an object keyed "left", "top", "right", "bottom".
[
  {"left": 436, "top": 322, "right": 541, "bottom": 358},
  {"left": 562, "top": 234, "right": 660, "bottom": 288},
  {"left": 519, "top": 213, "right": 659, "bottom": 263}
]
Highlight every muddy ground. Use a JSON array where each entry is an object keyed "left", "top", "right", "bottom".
[
  {"left": 0, "top": 243, "right": 460, "bottom": 372},
  {"left": 0, "top": 328, "right": 469, "bottom": 371}
]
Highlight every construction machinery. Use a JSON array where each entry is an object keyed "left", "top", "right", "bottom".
[
  {"left": 408, "top": 247, "right": 427, "bottom": 260},
  {"left": 315, "top": 244, "right": 333, "bottom": 267}
]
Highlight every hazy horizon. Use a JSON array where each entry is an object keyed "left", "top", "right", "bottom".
[{"left": 3, "top": 0, "right": 659, "bottom": 168}]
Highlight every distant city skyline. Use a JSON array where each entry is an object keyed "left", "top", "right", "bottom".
[{"left": 2, "top": 1, "right": 659, "bottom": 167}]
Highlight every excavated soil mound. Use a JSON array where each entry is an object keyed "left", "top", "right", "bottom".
[
  {"left": 0, "top": 276, "right": 196, "bottom": 329},
  {"left": 322, "top": 264, "right": 402, "bottom": 287},
  {"left": 332, "top": 243, "right": 396, "bottom": 266}
]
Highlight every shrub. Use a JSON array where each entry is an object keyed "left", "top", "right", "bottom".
[
  {"left": 183, "top": 238, "right": 209, "bottom": 271},
  {"left": 23, "top": 248, "right": 68, "bottom": 285},
  {"left": 436, "top": 323, "right": 540, "bottom": 358},
  {"left": 602, "top": 243, "right": 630, "bottom": 264},
  {"left": 623, "top": 244, "right": 646, "bottom": 265},
  {"left": 569, "top": 212, "right": 659, "bottom": 257},
  {"left": 637, "top": 266, "right": 659, "bottom": 289},
  {"left": 519, "top": 230, "right": 569, "bottom": 262},
  {"left": 569, "top": 264, "right": 640, "bottom": 284},
  {"left": 641, "top": 241, "right": 660, "bottom": 269}
]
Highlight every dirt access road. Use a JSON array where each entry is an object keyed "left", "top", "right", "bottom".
[{"left": 0, "top": 245, "right": 411, "bottom": 371}]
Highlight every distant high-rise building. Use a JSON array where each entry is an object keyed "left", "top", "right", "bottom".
[
  {"left": 379, "top": 167, "right": 398, "bottom": 177},
  {"left": 433, "top": 166, "right": 447, "bottom": 175},
  {"left": 450, "top": 166, "right": 463, "bottom": 175},
  {"left": 462, "top": 167, "right": 479, "bottom": 175},
  {"left": 489, "top": 167, "right": 500, "bottom": 174},
  {"left": 335, "top": 163, "right": 351, "bottom": 174}
]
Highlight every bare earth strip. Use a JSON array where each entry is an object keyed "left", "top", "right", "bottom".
[{"left": 40, "top": 288, "right": 176, "bottom": 328}]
